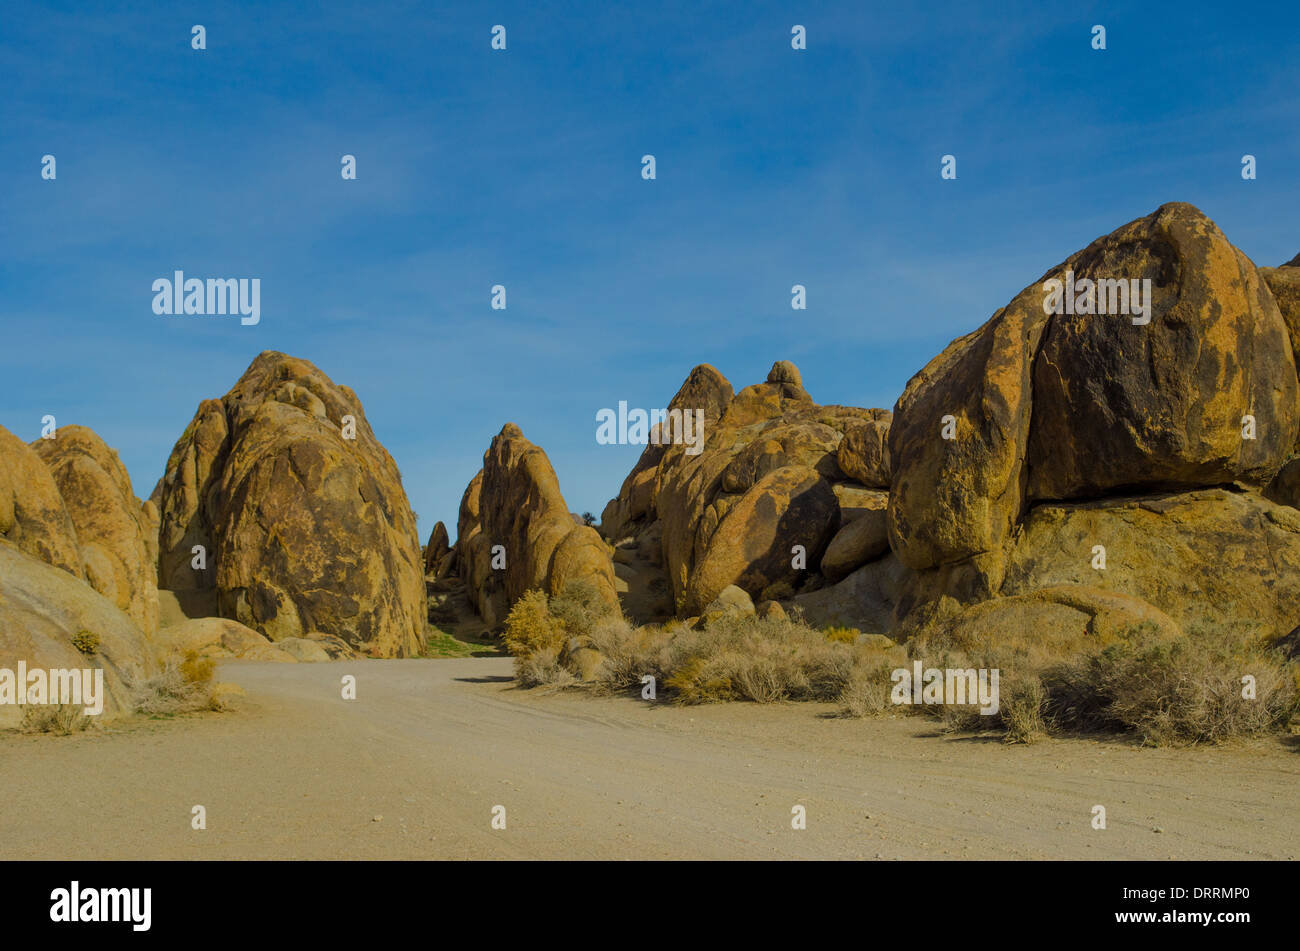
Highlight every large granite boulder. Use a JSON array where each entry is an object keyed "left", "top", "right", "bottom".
[
  {"left": 0, "top": 425, "right": 83, "bottom": 577},
  {"left": 686, "top": 464, "right": 840, "bottom": 612},
  {"left": 0, "top": 542, "right": 152, "bottom": 727},
  {"left": 455, "top": 424, "right": 618, "bottom": 627},
  {"left": 33, "top": 425, "right": 159, "bottom": 634},
  {"left": 154, "top": 352, "right": 427, "bottom": 657},
  {"left": 888, "top": 202, "right": 1298, "bottom": 595},
  {"left": 600, "top": 360, "right": 892, "bottom": 618},
  {"left": 999, "top": 488, "right": 1300, "bottom": 642}
]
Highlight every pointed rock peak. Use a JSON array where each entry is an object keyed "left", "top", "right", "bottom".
[
  {"left": 767, "top": 360, "right": 802, "bottom": 386},
  {"left": 668, "top": 365, "right": 734, "bottom": 420},
  {"left": 499, "top": 422, "right": 524, "bottom": 439},
  {"left": 1284, "top": 251, "right": 1300, "bottom": 268}
]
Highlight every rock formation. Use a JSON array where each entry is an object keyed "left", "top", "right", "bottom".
[
  {"left": 594, "top": 204, "right": 1300, "bottom": 648},
  {"left": 33, "top": 425, "right": 159, "bottom": 634},
  {"left": 0, "top": 424, "right": 84, "bottom": 577},
  {"left": 0, "top": 543, "right": 151, "bottom": 727},
  {"left": 600, "top": 361, "right": 896, "bottom": 617},
  {"left": 452, "top": 424, "right": 618, "bottom": 628},
  {"left": 882, "top": 204, "right": 1300, "bottom": 642},
  {"left": 154, "top": 351, "right": 427, "bottom": 657},
  {"left": 423, "top": 520, "right": 451, "bottom": 575}
]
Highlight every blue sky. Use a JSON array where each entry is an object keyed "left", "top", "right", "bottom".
[{"left": 2, "top": 0, "right": 1298, "bottom": 539}]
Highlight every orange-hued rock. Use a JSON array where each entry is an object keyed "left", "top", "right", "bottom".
[
  {"left": 154, "top": 352, "right": 427, "bottom": 657},
  {"left": 685, "top": 465, "right": 839, "bottom": 612},
  {"left": 33, "top": 425, "right": 159, "bottom": 634},
  {"left": 889, "top": 202, "right": 1299, "bottom": 588},
  {"left": 424, "top": 520, "right": 450, "bottom": 575},
  {"left": 0, "top": 542, "right": 151, "bottom": 727},
  {"left": 0, "top": 424, "right": 83, "bottom": 578},
  {"left": 836, "top": 414, "right": 892, "bottom": 488},
  {"left": 455, "top": 424, "right": 618, "bottom": 627},
  {"left": 599, "top": 360, "right": 892, "bottom": 619}
]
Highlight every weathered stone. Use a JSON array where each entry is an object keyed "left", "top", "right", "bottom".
[
  {"left": 1000, "top": 489, "right": 1300, "bottom": 641},
  {"left": 424, "top": 521, "right": 450, "bottom": 575},
  {"left": 1028, "top": 204, "right": 1296, "bottom": 498},
  {"left": 836, "top": 414, "right": 892, "bottom": 488},
  {"left": 456, "top": 424, "right": 618, "bottom": 627},
  {"left": 889, "top": 203, "right": 1299, "bottom": 587},
  {"left": 0, "top": 425, "right": 83, "bottom": 578},
  {"left": 686, "top": 465, "right": 839, "bottom": 612},
  {"left": 821, "top": 505, "right": 890, "bottom": 582},
  {"left": 34, "top": 426, "right": 158, "bottom": 634},
  {"left": 155, "top": 616, "right": 279, "bottom": 659},
  {"left": 910, "top": 585, "right": 1185, "bottom": 657},
  {"left": 154, "top": 352, "right": 427, "bottom": 657},
  {"left": 0, "top": 542, "right": 150, "bottom": 726},
  {"left": 704, "top": 584, "right": 756, "bottom": 616},
  {"left": 275, "top": 637, "right": 332, "bottom": 663}
]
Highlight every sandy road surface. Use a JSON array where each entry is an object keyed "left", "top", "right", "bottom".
[{"left": 2, "top": 657, "right": 1297, "bottom": 860}]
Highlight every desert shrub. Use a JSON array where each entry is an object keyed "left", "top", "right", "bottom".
[
  {"left": 837, "top": 640, "right": 910, "bottom": 718},
  {"left": 20, "top": 704, "right": 91, "bottom": 735},
  {"left": 911, "top": 617, "right": 1299, "bottom": 744},
  {"left": 504, "top": 582, "right": 623, "bottom": 689},
  {"left": 759, "top": 580, "right": 795, "bottom": 602},
  {"left": 654, "top": 614, "right": 856, "bottom": 704},
  {"left": 548, "top": 579, "right": 616, "bottom": 638},
  {"left": 502, "top": 589, "right": 566, "bottom": 658},
  {"left": 180, "top": 652, "right": 215, "bottom": 686},
  {"left": 999, "top": 675, "right": 1048, "bottom": 744},
  {"left": 587, "top": 617, "right": 673, "bottom": 689},
  {"left": 71, "top": 629, "right": 101, "bottom": 655},
  {"left": 133, "top": 651, "right": 221, "bottom": 716},
  {"left": 824, "top": 626, "right": 860, "bottom": 645},
  {"left": 514, "top": 646, "right": 577, "bottom": 688},
  {"left": 1044, "top": 630, "right": 1299, "bottom": 745}
]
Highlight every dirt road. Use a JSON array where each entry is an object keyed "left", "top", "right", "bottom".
[{"left": 2, "top": 657, "right": 1297, "bottom": 860}]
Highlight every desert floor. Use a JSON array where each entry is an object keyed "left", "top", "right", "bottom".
[{"left": 2, "top": 656, "right": 1298, "bottom": 860}]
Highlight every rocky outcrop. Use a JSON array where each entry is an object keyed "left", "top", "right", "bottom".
[
  {"left": 0, "top": 425, "right": 83, "bottom": 577},
  {"left": 998, "top": 489, "right": 1300, "bottom": 642},
  {"left": 454, "top": 424, "right": 618, "bottom": 628},
  {"left": 600, "top": 361, "right": 895, "bottom": 617},
  {"left": 599, "top": 364, "right": 734, "bottom": 543},
  {"left": 593, "top": 206, "right": 1300, "bottom": 647},
  {"left": 33, "top": 426, "right": 159, "bottom": 634},
  {"left": 686, "top": 465, "right": 840, "bottom": 610},
  {"left": 889, "top": 202, "right": 1299, "bottom": 601},
  {"left": 0, "top": 542, "right": 152, "bottom": 726},
  {"left": 154, "top": 352, "right": 427, "bottom": 657},
  {"left": 154, "top": 617, "right": 297, "bottom": 663},
  {"left": 423, "top": 521, "right": 450, "bottom": 575}
]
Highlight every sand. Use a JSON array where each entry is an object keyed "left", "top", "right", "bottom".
[{"left": 2, "top": 656, "right": 1297, "bottom": 860}]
